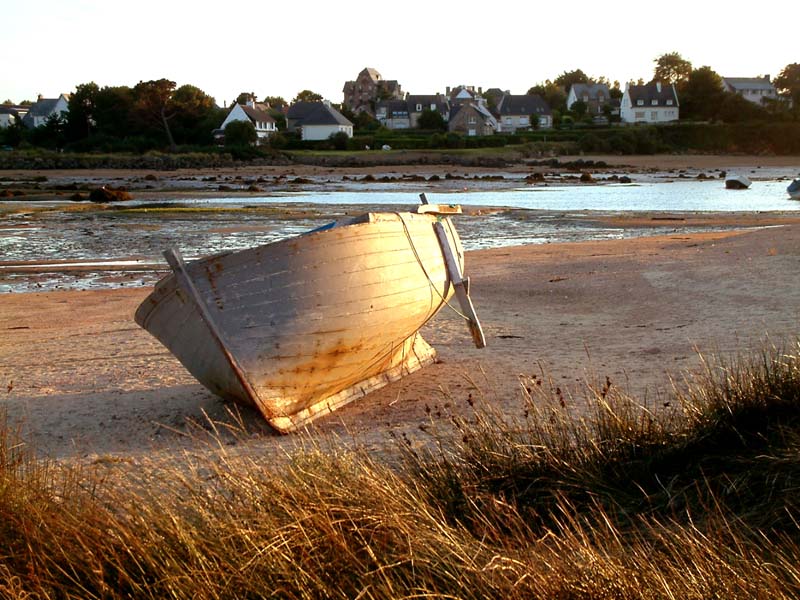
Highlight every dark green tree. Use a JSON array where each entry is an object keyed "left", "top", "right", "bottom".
[
  {"left": 680, "top": 66, "right": 725, "bottom": 121},
  {"left": 262, "top": 96, "right": 287, "bottom": 108},
  {"left": 171, "top": 84, "right": 222, "bottom": 145},
  {"left": 293, "top": 90, "right": 323, "bottom": 103},
  {"left": 570, "top": 99, "right": 588, "bottom": 118},
  {"left": 133, "top": 79, "right": 178, "bottom": 150},
  {"left": 653, "top": 52, "right": 693, "bottom": 85},
  {"left": 554, "top": 69, "right": 590, "bottom": 90},
  {"left": 66, "top": 82, "right": 99, "bottom": 141},
  {"left": 329, "top": 130, "right": 349, "bottom": 150},
  {"left": 417, "top": 108, "right": 446, "bottom": 131},
  {"left": 528, "top": 82, "right": 566, "bottom": 113},
  {"left": 93, "top": 86, "right": 135, "bottom": 138},
  {"left": 717, "top": 92, "right": 767, "bottom": 123},
  {"left": 233, "top": 92, "right": 257, "bottom": 106},
  {"left": 224, "top": 120, "right": 257, "bottom": 146},
  {"left": 775, "top": 63, "right": 800, "bottom": 118}
]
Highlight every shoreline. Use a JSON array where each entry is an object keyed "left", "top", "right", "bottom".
[{"left": 3, "top": 219, "right": 799, "bottom": 460}]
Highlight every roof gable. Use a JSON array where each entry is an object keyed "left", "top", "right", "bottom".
[
  {"left": 497, "top": 94, "right": 551, "bottom": 116},
  {"left": 627, "top": 82, "right": 679, "bottom": 106}
]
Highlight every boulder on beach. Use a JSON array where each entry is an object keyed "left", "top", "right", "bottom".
[{"left": 88, "top": 186, "right": 132, "bottom": 203}]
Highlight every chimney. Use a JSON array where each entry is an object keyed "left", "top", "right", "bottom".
[
  {"left": 446, "top": 86, "right": 451, "bottom": 96},
  {"left": 656, "top": 81, "right": 662, "bottom": 93},
  {"left": 37, "top": 94, "right": 43, "bottom": 102}
]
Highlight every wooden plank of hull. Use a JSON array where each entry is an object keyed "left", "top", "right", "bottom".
[{"left": 135, "top": 212, "right": 463, "bottom": 432}]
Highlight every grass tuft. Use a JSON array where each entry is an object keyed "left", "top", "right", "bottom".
[{"left": 3, "top": 343, "right": 800, "bottom": 597}]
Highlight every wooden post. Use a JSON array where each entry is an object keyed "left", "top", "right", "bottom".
[
  {"left": 433, "top": 222, "right": 486, "bottom": 349},
  {"left": 163, "top": 247, "right": 265, "bottom": 414}
]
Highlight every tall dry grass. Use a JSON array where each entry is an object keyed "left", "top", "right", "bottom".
[{"left": 2, "top": 343, "right": 800, "bottom": 598}]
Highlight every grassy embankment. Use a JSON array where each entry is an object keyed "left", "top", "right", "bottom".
[{"left": 2, "top": 344, "right": 800, "bottom": 598}]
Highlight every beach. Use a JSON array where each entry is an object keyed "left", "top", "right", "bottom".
[{"left": 3, "top": 169, "right": 800, "bottom": 460}]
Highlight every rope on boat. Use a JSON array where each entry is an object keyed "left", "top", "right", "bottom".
[{"left": 395, "top": 212, "right": 471, "bottom": 323}]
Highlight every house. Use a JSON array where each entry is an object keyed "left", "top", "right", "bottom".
[
  {"left": 218, "top": 97, "right": 277, "bottom": 143},
  {"left": 446, "top": 85, "right": 483, "bottom": 106},
  {"left": 375, "top": 94, "right": 450, "bottom": 129},
  {"left": 620, "top": 81, "right": 679, "bottom": 124},
  {"left": 722, "top": 76, "right": 777, "bottom": 106},
  {"left": 567, "top": 83, "right": 619, "bottom": 117},
  {"left": 448, "top": 102, "right": 497, "bottom": 136},
  {"left": 495, "top": 94, "right": 552, "bottom": 131},
  {"left": 342, "top": 67, "right": 403, "bottom": 116},
  {"left": 0, "top": 106, "right": 24, "bottom": 129},
  {"left": 287, "top": 101, "right": 353, "bottom": 141},
  {"left": 374, "top": 99, "right": 410, "bottom": 129},
  {"left": 21, "top": 94, "right": 69, "bottom": 128}
]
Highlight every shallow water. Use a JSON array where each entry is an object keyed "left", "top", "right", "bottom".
[{"left": 1, "top": 178, "right": 798, "bottom": 293}]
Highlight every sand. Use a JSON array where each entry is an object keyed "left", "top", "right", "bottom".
[{"left": 3, "top": 207, "right": 800, "bottom": 460}]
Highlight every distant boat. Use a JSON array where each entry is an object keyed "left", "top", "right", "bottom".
[
  {"left": 725, "top": 174, "right": 752, "bottom": 190},
  {"left": 135, "top": 196, "right": 485, "bottom": 433},
  {"left": 788, "top": 179, "right": 800, "bottom": 200}
]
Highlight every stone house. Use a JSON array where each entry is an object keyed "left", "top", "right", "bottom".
[
  {"left": 342, "top": 68, "right": 403, "bottom": 116},
  {"left": 375, "top": 94, "right": 450, "bottom": 129},
  {"left": 448, "top": 103, "right": 497, "bottom": 136},
  {"left": 495, "top": 94, "right": 552, "bottom": 131}
]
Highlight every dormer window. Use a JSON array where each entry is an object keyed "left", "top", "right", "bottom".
[
  {"left": 598, "top": 94, "right": 604, "bottom": 102},
  {"left": 651, "top": 99, "right": 658, "bottom": 105},
  {"left": 637, "top": 99, "right": 644, "bottom": 106},
  {"left": 582, "top": 94, "right": 589, "bottom": 102},
  {"left": 430, "top": 103, "right": 436, "bottom": 110},
  {"left": 666, "top": 99, "right": 673, "bottom": 105},
  {"left": 416, "top": 104, "right": 422, "bottom": 111}
]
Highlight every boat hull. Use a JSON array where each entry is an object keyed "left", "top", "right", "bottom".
[{"left": 135, "top": 212, "right": 463, "bottom": 432}]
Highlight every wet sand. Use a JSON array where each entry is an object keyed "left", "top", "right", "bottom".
[{"left": 3, "top": 214, "right": 800, "bottom": 460}]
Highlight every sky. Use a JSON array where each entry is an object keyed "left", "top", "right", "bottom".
[{"left": 1, "top": 0, "right": 795, "bottom": 106}]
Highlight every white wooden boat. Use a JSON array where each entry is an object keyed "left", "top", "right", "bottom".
[
  {"left": 725, "top": 174, "right": 751, "bottom": 190},
  {"left": 788, "top": 179, "right": 800, "bottom": 200},
  {"left": 135, "top": 197, "right": 485, "bottom": 433}
]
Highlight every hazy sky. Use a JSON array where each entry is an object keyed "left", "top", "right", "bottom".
[{"left": 1, "top": 0, "right": 794, "bottom": 106}]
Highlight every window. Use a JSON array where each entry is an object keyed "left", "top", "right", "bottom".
[
  {"left": 468, "top": 116, "right": 476, "bottom": 124},
  {"left": 598, "top": 94, "right": 604, "bottom": 102},
  {"left": 416, "top": 104, "right": 422, "bottom": 111},
  {"left": 637, "top": 99, "right": 644, "bottom": 106},
  {"left": 651, "top": 111, "right": 658, "bottom": 120},
  {"left": 430, "top": 103, "right": 436, "bottom": 110},
  {"left": 582, "top": 94, "right": 589, "bottom": 102},
  {"left": 651, "top": 99, "right": 658, "bottom": 105},
  {"left": 505, "top": 117, "right": 512, "bottom": 124},
  {"left": 666, "top": 99, "right": 673, "bottom": 105},
  {"left": 635, "top": 111, "right": 645, "bottom": 119},
  {"left": 519, "top": 116, "right": 528, "bottom": 125}
]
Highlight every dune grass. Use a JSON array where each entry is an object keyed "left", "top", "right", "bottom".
[{"left": 3, "top": 344, "right": 800, "bottom": 598}]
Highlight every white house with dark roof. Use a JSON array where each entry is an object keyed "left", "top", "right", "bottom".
[
  {"left": 722, "top": 76, "right": 777, "bottom": 106},
  {"left": 0, "top": 106, "right": 25, "bottom": 128},
  {"left": 620, "top": 81, "right": 679, "bottom": 124},
  {"left": 287, "top": 101, "right": 353, "bottom": 141},
  {"left": 495, "top": 94, "right": 552, "bottom": 131},
  {"left": 21, "top": 94, "right": 69, "bottom": 128},
  {"left": 219, "top": 97, "right": 277, "bottom": 143}
]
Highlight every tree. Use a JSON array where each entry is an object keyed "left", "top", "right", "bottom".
[
  {"left": 170, "top": 84, "right": 222, "bottom": 145},
  {"left": 775, "top": 63, "right": 800, "bottom": 117},
  {"left": 93, "top": 86, "right": 135, "bottom": 138},
  {"left": 417, "top": 108, "right": 446, "bottom": 131},
  {"left": 528, "top": 82, "right": 566, "bottom": 113},
  {"left": 570, "top": 99, "right": 588, "bottom": 118},
  {"left": 554, "top": 69, "right": 590, "bottom": 90},
  {"left": 653, "top": 52, "right": 692, "bottom": 85},
  {"left": 293, "top": 90, "right": 323, "bottom": 103},
  {"left": 133, "top": 79, "right": 178, "bottom": 150},
  {"left": 232, "top": 92, "right": 257, "bottom": 106},
  {"left": 680, "top": 66, "right": 725, "bottom": 121},
  {"left": 329, "top": 130, "right": 349, "bottom": 150},
  {"left": 224, "top": 120, "right": 257, "bottom": 146},
  {"left": 66, "top": 82, "right": 99, "bottom": 141},
  {"left": 262, "top": 96, "right": 287, "bottom": 108}
]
